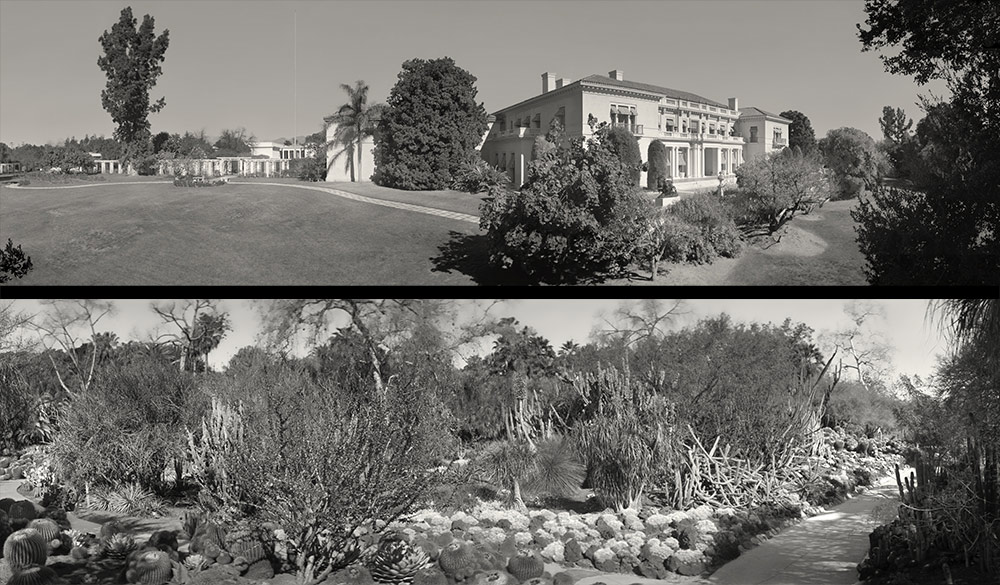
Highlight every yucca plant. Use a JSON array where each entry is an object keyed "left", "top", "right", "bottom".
[
  {"left": 89, "top": 484, "right": 166, "bottom": 517},
  {"left": 451, "top": 158, "right": 510, "bottom": 194},
  {"left": 479, "top": 434, "right": 584, "bottom": 510}
]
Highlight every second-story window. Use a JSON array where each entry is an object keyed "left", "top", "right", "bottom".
[
  {"left": 774, "top": 129, "right": 783, "bottom": 143},
  {"left": 610, "top": 104, "right": 636, "bottom": 130},
  {"left": 533, "top": 113, "right": 541, "bottom": 129},
  {"left": 750, "top": 126, "right": 758, "bottom": 143}
]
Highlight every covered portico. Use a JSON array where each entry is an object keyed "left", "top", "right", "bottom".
[{"left": 655, "top": 139, "right": 744, "bottom": 180}]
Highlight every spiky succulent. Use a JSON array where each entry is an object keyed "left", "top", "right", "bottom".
[
  {"left": 315, "top": 530, "right": 365, "bottom": 572},
  {"left": 102, "top": 532, "right": 138, "bottom": 562},
  {"left": 183, "top": 553, "right": 209, "bottom": 572},
  {"left": 369, "top": 539, "right": 432, "bottom": 585}
]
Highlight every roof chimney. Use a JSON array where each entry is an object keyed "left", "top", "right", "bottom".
[
  {"left": 728, "top": 97, "right": 739, "bottom": 111},
  {"left": 609, "top": 69, "right": 624, "bottom": 81},
  {"left": 542, "top": 72, "right": 557, "bottom": 93},
  {"left": 556, "top": 77, "right": 571, "bottom": 88}
]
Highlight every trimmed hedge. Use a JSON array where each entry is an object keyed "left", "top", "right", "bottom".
[
  {"left": 647, "top": 141, "right": 668, "bottom": 190},
  {"left": 603, "top": 126, "right": 642, "bottom": 187}
]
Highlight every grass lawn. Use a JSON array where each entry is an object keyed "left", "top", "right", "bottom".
[{"left": 0, "top": 181, "right": 480, "bottom": 285}]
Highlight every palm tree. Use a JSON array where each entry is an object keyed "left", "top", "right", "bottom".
[{"left": 323, "top": 80, "right": 386, "bottom": 182}]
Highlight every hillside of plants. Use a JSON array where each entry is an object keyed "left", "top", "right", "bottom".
[{"left": 0, "top": 299, "right": 995, "bottom": 585}]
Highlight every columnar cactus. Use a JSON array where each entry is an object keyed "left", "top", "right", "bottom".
[
  {"left": 3, "top": 528, "right": 49, "bottom": 571},
  {"left": 506, "top": 554, "right": 543, "bottom": 582},
  {"left": 8, "top": 565, "right": 60, "bottom": 585},
  {"left": 125, "top": 548, "right": 174, "bottom": 585}
]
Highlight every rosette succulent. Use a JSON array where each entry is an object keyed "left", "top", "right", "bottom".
[{"left": 369, "top": 538, "right": 432, "bottom": 585}]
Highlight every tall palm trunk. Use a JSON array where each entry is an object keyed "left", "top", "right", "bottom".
[{"left": 356, "top": 122, "right": 363, "bottom": 181}]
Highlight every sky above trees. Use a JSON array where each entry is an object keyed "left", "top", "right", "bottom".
[
  {"left": 4, "top": 299, "right": 949, "bottom": 382},
  {"left": 0, "top": 0, "right": 947, "bottom": 146}
]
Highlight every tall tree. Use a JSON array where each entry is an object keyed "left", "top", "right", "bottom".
[
  {"left": 853, "top": 0, "right": 999, "bottom": 286},
  {"left": 373, "top": 58, "right": 489, "bottom": 190},
  {"left": 213, "top": 127, "right": 253, "bottom": 157},
  {"left": 97, "top": 7, "right": 169, "bottom": 151},
  {"left": 779, "top": 110, "right": 818, "bottom": 155},
  {"left": 819, "top": 127, "right": 889, "bottom": 197},
  {"left": 323, "top": 81, "right": 386, "bottom": 182},
  {"left": 878, "top": 106, "right": 913, "bottom": 143},
  {"left": 151, "top": 300, "right": 229, "bottom": 372}
]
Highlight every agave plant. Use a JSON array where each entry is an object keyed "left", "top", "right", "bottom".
[{"left": 369, "top": 536, "right": 432, "bottom": 585}]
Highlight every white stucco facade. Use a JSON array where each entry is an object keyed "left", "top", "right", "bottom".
[{"left": 481, "top": 70, "right": 789, "bottom": 189}]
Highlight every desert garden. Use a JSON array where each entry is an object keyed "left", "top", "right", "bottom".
[{"left": 0, "top": 299, "right": 996, "bottom": 585}]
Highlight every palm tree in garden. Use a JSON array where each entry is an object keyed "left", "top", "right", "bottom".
[{"left": 323, "top": 80, "right": 386, "bottom": 182}]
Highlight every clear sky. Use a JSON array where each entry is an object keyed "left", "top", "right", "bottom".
[
  {"left": 0, "top": 0, "right": 946, "bottom": 147},
  {"left": 6, "top": 299, "right": 950, "bottom": 382}
]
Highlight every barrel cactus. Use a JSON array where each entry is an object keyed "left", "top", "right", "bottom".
[
  {"left": 125, "top": 548, "right": 173, "bottom": 585},
  {"left": 412, "top": 567, "right": 449, "bottom": 585},
  {"left": 190, "top": 522, "right": 226, "bottom": 554},
  {"left": 8, "top": 565, "right": 60, "bottom": 585},
  {"left": 99, "top": 520, "right": 125, "bottom": 541},
  {"left": 506, "top": 554, "right": 543, "bottom": 582},
  {"left": 437, "top": 541, "right": 477, "bottom": 581},
  {"left": 328, "top": 564, "right": 377, "bottom": 585},
  {"left": 3, "top": 528, "right": 49, "bottom": 571},
  {"left": 8, "top": 501, "right": 37, "bottom": 522},
  {"left": 470, "top": 570, "right": 517, "bottom": 585},
  {"left": 26, "top": 519, "right": 59, "bottom": 543}
]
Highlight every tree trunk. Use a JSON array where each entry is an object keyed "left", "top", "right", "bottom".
[
  {"left": 356, "top": 133, "right": 363, "bottom": 182},
  {"left": 512, "top": 478, "right": 525, "bottom": 510},
  {"left": 650, "top": 254, "right": 658, "bottom": 281}
]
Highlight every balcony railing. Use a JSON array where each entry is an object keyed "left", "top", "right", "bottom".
[
  {"left": 612, "top": 123, "right": 644, "bottom": 135},
  {"left": 773, "top": 137, "right": 787, "bottom": 145}
]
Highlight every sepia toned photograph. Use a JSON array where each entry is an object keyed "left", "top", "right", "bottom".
[
  {"left": 0, "top": 298, "right": 997, "bottom": 585},
  {"left": 1, "top": 1, "right": 996, "bottom": 287}
]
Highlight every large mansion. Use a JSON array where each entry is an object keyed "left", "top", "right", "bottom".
[{"left": 480, "top": 70, "right": 791, "bottom": 189}]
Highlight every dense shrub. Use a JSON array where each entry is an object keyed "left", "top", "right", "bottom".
[
  {"left": 451, "top": 157, "right": 510, "bottom": 194},
  {"left": 664, "top": 193, "right": 742, "bottom": 263},
  {"left": 0, "top": 238, "right": 34, "bottom": 283},
  {"left": 646, "top": 141, "right": 668, "bottom": 190},
  {"left": 189, "top": 355, "right": 456, "bottom": 583},
  {"left": 172, "top": 176, "right": 226, "bottom": 187},
  {"left": 603, "top": 125, "right": 642, "bottom": 186},
  {"left": 479, "top": 124, "right": 652, "bottom": 283},
  {"left": 819, "top": 127, "right": 889, "bottom": 199},
  {"left": 296, "top": 153, "right": 327, "bottom": 182},
  {"left": 51, "top": 354, "right": 201, "bottom": 495},
  {"left": 0, "top": 362, "right": 36, "bottom": 450},
  {"left": 824, "top": 381, "right": 903, "bottom": 435},
  {"left": 732, "top": 148, "right": 833, "bottom": 235},
  {"left": 373, "top": 57, "right": 489, "bottom": 190}
]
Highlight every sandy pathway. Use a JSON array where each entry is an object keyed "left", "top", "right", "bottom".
[{"left": 707, "top": 471, "right": 906, "bottom": 585}]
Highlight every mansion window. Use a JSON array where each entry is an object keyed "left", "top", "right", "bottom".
[
  {"left": 750, "top": 126, "right": 758, "bottom": 143},
  {"left": 773, "top": 129, "right": 783, "bottom": 143},
  {"left": 690, "top": 121, "right": 700, "bottom": 133},
  {"left": 610, "top": 103, "right": 637, "bottom": 130},
  {"left": 554, "top": 106, "right": 565, "bottom": 129},
  {"left": 665, "top": 120, "right": 675, "bottom": 132},
  {"left": 533, "top": 113, "right": 541, "bottom": 129}
]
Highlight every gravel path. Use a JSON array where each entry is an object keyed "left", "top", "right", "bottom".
[{"left": 707, "top": 470, "right": 908, "bottom": 585}]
